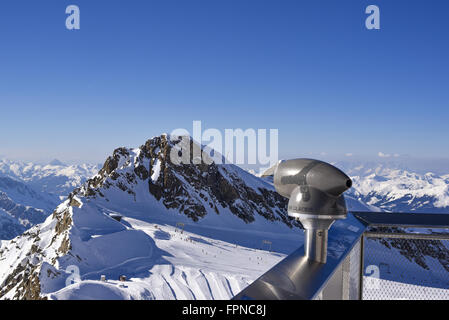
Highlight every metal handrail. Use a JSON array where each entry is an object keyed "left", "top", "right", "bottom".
[
  {"left": 364, "top": 232, "right": 449, "bottom": 240},
  {"left": 353, "top": 211, "right": 449, "bottom": 229}
]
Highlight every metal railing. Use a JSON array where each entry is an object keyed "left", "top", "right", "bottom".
[
  {"left": 361, "top": 233, "right": 449, "bottom": 299},
  {"left": 233, "top": 212, "right": 449, "bottom": 300}
]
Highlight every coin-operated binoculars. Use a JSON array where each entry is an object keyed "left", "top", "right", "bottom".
[{"left": 274, "top": 159, "right": 352, "bottom": 263}]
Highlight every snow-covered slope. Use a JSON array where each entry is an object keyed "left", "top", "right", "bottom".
[
  {"left": 0, "top": 135, "right": 302, "bottom": 300},
  {"left": 47, "top": 219, "right": 287, "bottom": 300}
]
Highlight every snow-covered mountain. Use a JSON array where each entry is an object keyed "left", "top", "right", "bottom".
[
  {"left": 0, "top": 177, "right": 59, "bottom": 240},
  {"left": 0, "top": 159, "right": 100, "bottom": 198},
  {"left": 0, "top": 160, "right": 100, "bottom": 240},
  {"left": 0, "top": 208, "right": 26, "bottom": 241},
  {"left": 0, "top": 135, "right": 303, "bottom": 300},
  {"left": 0, "top": 176, "right": 59, "bottom": 213},
  {"left": 335, "top": 162, "right": 449, "bottom": 213}
]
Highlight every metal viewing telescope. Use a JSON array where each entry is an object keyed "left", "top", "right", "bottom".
[
  {"left": 234, "top": 159, "right": 354, "bottom": 300},
  {"left": 274, "top": 159, "right": 352, "bottom": 263}
]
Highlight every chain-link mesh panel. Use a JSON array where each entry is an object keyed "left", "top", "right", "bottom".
[{"left": 362, "top": 233, "right": 449, "bottom": 300}]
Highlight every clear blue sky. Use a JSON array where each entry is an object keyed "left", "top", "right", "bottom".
[{"left": 0, "top": 0, "right": 448, "bottom": 164}]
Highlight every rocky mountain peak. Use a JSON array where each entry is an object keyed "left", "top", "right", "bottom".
[{"left": 70, "top": 135, "right": 294, "bottom": 226}]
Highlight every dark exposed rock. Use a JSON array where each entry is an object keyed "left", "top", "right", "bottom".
[
  {"left": 53, "top": 209, "right": 72, "bottom": 236},
  {"left": 69, "top": 197, "right": 81, "bottom": 208},
  {"left": 134, "top": 165, "right": 149, "bottom": 180}
]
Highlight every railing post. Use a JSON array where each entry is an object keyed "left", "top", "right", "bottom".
[{"left": 359, "top": 234, "right": 365, "bottom": 300}]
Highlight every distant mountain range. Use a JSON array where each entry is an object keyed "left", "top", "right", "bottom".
[
  {"left": 334, "top": 161, "right": 449, "bottom": 213},
  {"left": 0, "top": 158, "right": 100, "bottom": 198},
  {"left": 0, "top": 159, "right": 99, "bottom": 240}
]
